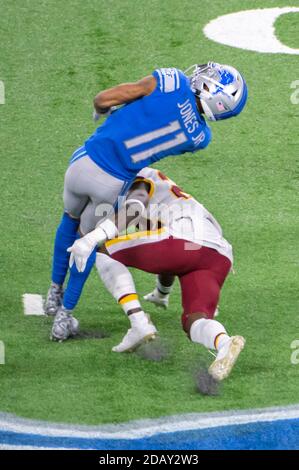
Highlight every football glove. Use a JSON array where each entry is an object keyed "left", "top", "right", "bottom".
[
  {"left": 68, "top": 219, "right": 118, "bottom": 272},
  {"left": 93, "top": 106, "right": 118, "bottom": 122}
]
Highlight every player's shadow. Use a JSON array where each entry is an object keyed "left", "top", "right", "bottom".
[
  {"left": 72, "top": 330, "right": 110, "bottom": 340},
  {"left": 192, "top": 357, "right": 222, "bottom": 396},
  {"left": 135, "top": 337, "right": 170, "bottom": 362}
]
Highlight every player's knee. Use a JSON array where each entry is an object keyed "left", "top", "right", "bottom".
[{"left": 64, "top": 210, "right": 80, "bottom": 221}]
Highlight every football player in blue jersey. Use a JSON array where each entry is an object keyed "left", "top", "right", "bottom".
[{"left": 45, "top": 63, "right": 248, "bottom": 340}]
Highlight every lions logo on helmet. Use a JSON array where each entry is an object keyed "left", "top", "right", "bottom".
[{"left": 185, "top": 62, "right": 248, "bottom": 121}]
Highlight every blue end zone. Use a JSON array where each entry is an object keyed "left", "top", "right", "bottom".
[{"left": 0, "top": 418, "right": 298, "bottom": 450}]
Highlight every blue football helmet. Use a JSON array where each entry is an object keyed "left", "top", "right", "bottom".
[{"left": 185, "top": 62, "right": 248, "bottom": 121}]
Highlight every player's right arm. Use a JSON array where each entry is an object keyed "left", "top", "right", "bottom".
[
  {"left": 67, "top": 180, "right": 151, "bottom": 272},
  {"left": 93, "top": 76, "right": 157, "bottom": 113}
]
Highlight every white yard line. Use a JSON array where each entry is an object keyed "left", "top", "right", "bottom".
[{"left": 22, "top": 294, "right": 45, "bottom": 316}]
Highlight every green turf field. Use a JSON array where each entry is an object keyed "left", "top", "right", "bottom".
[{"left": 0, "top": 0, "right": 298, "bottom": 425}]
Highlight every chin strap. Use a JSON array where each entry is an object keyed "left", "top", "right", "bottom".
[{"left": 200, "top": 98, "right": 216, "bottom": 121}]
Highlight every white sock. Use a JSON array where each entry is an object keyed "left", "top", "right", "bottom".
[
  {"left": 216, "top": 333, "right": 231, "bottom": 350},
  {"left": 96, "top": 253, "right": 137, "bottom": 301},
  {"left": 118, "top": 293, "right": 148, "bottom": 326},
  {"left": 153, "top": 287, "right": 169, "bottom": 300},
  {"left": 129, "top": 311, "right": 149, "bottom": 328},
  {"left": 96, "top": 253, "right": 147, "bottom": 325},
  {"left": 190, "top": 318, "right": 230, "bottom": 350},
  {"left": 156, "top": 277, "right": 172, "bottom": 297}
]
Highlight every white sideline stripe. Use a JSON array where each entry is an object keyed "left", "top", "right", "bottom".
[
  {"left": 0, "top": 444, "right": 75, "bottom": 450},
  {"left": 23, "top": 294, "right": 45, "bottom": 316},
  {"left": 0, "top": 404, "right": 299, "bottom": 441}
]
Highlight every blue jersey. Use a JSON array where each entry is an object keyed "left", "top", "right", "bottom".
[{"left": 85, "top": 68, "right": 211, "bottom": 181}]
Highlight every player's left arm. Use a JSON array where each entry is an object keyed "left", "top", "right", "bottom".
[{"left": 93, "top": 76, "right": 157, "bottom": 113}]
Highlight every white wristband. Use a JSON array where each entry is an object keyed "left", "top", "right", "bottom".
[{"left": 96, "top": 219, "right": 118, "bottom": 240}]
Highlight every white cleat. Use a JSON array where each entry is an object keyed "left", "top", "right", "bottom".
[
  {"left": 209, "top": 336, "right": 246, "bottom": 381},
  {"left": 112, "top": 321, "right": 158, "bottom": 353},
  {"left": 143, "top": 289, "right": 169, "bottom": 310}
]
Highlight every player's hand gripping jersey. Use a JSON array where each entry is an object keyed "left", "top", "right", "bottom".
[
  {"left": 108, "top": 167, "right": 233, "bottom": 264},
  {"left": 85, "top": 68, "right": 211, "bottom": 181}
]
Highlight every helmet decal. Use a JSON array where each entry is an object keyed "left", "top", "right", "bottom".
[{"left": 185, "top": 62, "right": 248, "bottom": 121}]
